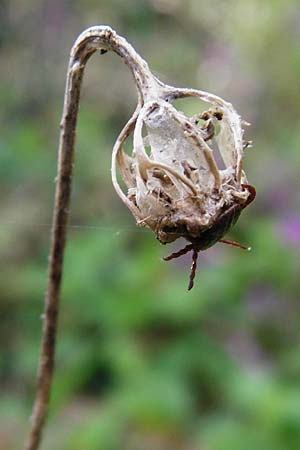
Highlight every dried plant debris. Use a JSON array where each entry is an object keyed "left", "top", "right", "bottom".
[
  {"left": 25, "top": 26, "right": 256, "bottom": 450},
  {"left": 109, "top": 28, "right": 256, "bottom": 290}
]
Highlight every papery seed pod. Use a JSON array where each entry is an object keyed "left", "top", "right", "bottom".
[
  {"left": 109, "top": 29, "right": 255, "bottom": 290},
  {"left": 112, "top": 84, "right": 256, "bottom": 290}
]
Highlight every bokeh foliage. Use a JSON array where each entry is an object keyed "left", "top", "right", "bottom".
[{"left": 1, "top": 1, "right": 300, "bottom": 449}]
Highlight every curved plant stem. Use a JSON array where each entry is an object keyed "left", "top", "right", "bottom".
[
  {"left": 23, "top": 23, "right": 252, "bottom": 450},
  {"left": 23, "top": 25, "right": 155, "bottom": 450},
  {"left": 23, "top": 35, "right": 86, "bottom": 450}
]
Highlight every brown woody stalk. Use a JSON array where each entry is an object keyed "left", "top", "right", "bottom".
[{"left": 24, "top": 25, "right": 153, "bottom": 450}]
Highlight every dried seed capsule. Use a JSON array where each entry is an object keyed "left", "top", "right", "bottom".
[{"left": 110, "top": 36, "right": 255, "bottom": 289}]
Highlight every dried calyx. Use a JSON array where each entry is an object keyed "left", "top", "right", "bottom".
[{"left": 105, "top": 26, "right": 256, "bottom": 290}]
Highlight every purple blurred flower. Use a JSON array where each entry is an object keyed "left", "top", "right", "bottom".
[{"left": 278, "top": 216, "right": 300, "bottom": 244}]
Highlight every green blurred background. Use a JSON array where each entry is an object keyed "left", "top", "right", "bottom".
[{"left": 1, "top": 1, "right": 300, "bottom": 449}]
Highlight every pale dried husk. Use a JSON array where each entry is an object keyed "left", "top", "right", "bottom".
[{"left": 112, "top": 90, "right": 250, "bottom": 245}]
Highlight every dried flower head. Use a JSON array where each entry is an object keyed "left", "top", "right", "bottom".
[{"left": 108, "top": 27, "right": 255, "bottom": 289}]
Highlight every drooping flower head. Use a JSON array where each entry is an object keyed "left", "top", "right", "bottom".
[{"left": 109, "top": 27, "right": 255, "bottom": 289}]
